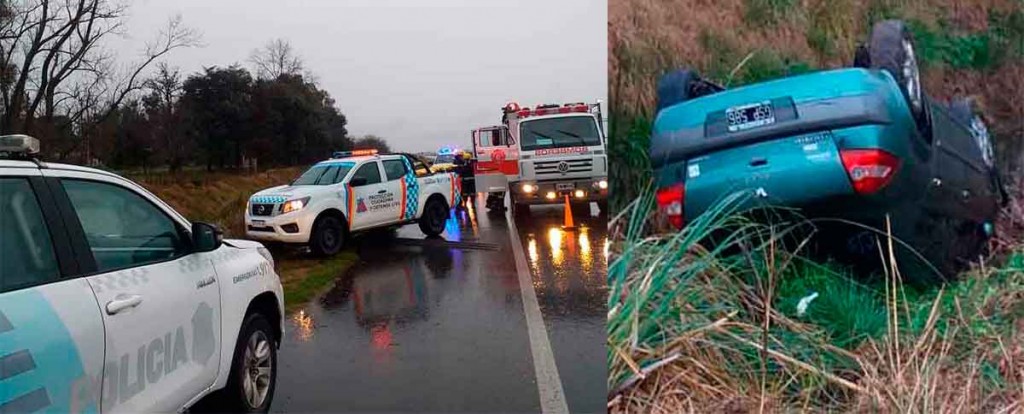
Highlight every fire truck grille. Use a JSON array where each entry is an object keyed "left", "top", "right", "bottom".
[{"left": 534, "top": 159, "right": 592, "bottom": 175}]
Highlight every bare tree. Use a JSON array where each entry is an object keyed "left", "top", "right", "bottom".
[
  {"left": 249, "top": 38, "right": 303, "bottom": 80},
  {"left": 0, "top": 0, "right": 199, "bottom": 139}
]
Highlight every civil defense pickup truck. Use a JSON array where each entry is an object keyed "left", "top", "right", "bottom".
[{"left": 245, "top": 150, "right": 462, "bottom": 256}]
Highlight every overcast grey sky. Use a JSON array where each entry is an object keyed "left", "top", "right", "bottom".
[{"left": 112, "top": 0, "right": 607, "bottom": 153}]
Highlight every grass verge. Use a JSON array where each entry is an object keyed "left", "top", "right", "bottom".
[
  {"left": 279, "top": 250, "right": 359, "bottom": 313},
  {"left": 608, "top": 191, "right": 1024, "bottom": 412}
]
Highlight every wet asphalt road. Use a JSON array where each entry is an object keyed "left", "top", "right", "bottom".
[{"left": 272, "top": 194, "right": 607, "bottom": 413}]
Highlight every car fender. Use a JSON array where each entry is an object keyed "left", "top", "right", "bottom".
[{"left": 205, "top": 244, "right": 284, "bottom": 392}]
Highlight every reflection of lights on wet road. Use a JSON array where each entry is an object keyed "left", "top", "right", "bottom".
[
  {"left": 293, "top": 310, "right": 315, "bottom": 342},
  {"left": 445, "top": 209, "right": 461, "bottom": 241},
  {"left": 548, "top": 227, "right": 563, "bottom": 265},
  {"left": 579, "top": 229, "right": 591, "bottom": 273},
  {"left": 371, "top": 323, "right": 393, "bottom": 350},
  {"left": 527, "top": 237, "right": 539, "bottom": 268},
  {"left": 604, "top": 239, "right": 610, "bottom": 260},
  {"left": 465, "top": 199, "right": 478, "bottom": 234}
]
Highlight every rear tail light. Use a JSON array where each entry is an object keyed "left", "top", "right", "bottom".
[
  {"left": 839, "top": 149, "right": 900, "bottom": 194},
  {"left": 656, "top": 183, "right": 685, "bottom": 229}
]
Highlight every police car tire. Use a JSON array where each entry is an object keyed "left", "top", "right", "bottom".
[
  {"left": 310, "top": 215, "right": 345, "bottom": 257},
  {"left": 221, "top": 313, "right": 277, "bottom": 413},
  {"left": 419, "top": 198, "right": 448, "bottom": 236}
]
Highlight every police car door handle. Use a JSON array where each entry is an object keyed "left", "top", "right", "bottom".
[
  {"left": 377, "top": 190, "right": 387, "bottom": 194},
  {"left": 106, "top": 294, "right": 143, "bottom": 315}
]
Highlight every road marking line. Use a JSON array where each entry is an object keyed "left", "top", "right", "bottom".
[{"left": 507, "top": 215, "right": 569, "bottom": 414}]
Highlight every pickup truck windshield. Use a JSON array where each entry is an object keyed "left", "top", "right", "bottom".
[
  {"left": 293, "top": 163, "right": 354, "bottom": 185},
  {"left": 519, "top": 116, "right": 602, "bottom": 151}
]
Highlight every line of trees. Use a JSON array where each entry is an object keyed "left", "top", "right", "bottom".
[{"left": 0, "top": 1, "right": 388, "bottom": 172}]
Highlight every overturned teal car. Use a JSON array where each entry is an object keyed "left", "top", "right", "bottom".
[{"left": 651, "top": 20, "right": 1005, "bottom": 283}]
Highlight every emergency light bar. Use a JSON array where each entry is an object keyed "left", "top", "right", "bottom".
[
  {"left": 0, "top": 134, "right": 40, "bottom": 156},
  {"left": 332, "top": 149, "right": 378, "bottom": 158},
  {"left": 515, "top": 103, "right": 593, "bottom": 118}
]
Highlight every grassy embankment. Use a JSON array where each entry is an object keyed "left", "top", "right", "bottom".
[
  {"left": 608, "top": 0, "right": 1024, "bottom": 411},
  {"left": 129, "top": 167, "right": 358, "bottom": 312}
]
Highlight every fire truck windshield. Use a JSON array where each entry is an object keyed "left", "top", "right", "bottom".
[{"left": 518, "top": 116, "right": 601, "bottom": 151}]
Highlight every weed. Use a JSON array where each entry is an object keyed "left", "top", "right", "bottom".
[{"left": 743, "top": 0, "right": 799, "bottom": 27}]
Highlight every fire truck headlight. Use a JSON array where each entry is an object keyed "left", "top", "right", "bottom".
[
  {"left": 545, "top": 191, "right": 557, "bottom": 200},
  {"left": 574, "top": 190, "right": 585, "bottom": 198},
  {"left": 596, "top": 180, "right": 608, "bottom": 190},
  {"left": 522, "top": 183, "right": 535, "bottom": 193}
]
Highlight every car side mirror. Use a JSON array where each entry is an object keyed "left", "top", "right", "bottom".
[
  {"left": 350, "top": 177, "right": 368, "bottom": 187},
  {"left": 192, "top": 222, "right": 223, "bottom": 253}
]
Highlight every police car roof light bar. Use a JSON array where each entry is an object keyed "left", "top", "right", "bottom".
[
  {"left": 0, "top": 134, "right": 41, "bottom": 158},
  {"left": 332, "top": 149, "right": 379, "bottom": 158}
]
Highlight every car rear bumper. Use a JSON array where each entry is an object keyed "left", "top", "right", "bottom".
[{"left": 651, "top": 68, "right": 907, "bottom": 168}]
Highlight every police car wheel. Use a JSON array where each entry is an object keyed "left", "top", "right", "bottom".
[
  {"left": 310, "top": 216, "right": 345, "bottom": 256},
  {"left": 222, "top": 313, "right": 277, "bottom": 412},
  {"left": 419, "top": 198, "right": 448, "bottom": 236}
]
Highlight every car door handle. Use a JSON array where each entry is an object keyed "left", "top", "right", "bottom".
[
  {"left": 106, "top": 294, "right": 143, "bottom": 315},
  {"left": 377, "top": 190, "right": 387, "bottom": 194}
]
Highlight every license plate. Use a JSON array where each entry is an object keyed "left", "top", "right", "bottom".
[
  {"left": 726, "top": 101, "right": 775, "bottom": 132},
  {"left": 251, "top": 220, "right": 265, "bottom": 226},
  {"left": 556, "top": 183, "right": 575, "bottom": 191}
]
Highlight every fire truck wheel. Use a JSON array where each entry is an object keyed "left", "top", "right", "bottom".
[{"left": 511, "top": 196, "right": 529, "bottom": 219}]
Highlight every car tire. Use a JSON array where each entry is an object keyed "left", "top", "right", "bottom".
[
  {"left": 309, "top": 215, "right": 345, "bottom": 257},
  {"left": 950, "top": 97, "right": 996, "bottom": 170},
  {"left": 418, "top": 197, "right": 448, "bottom": 236},
  {"left": 219, "top": 313, "right": 277, "bottom": 413},
  {"left": 656, "top": 69, "right": 701, "bottom": 112},
  {"left": 868, "top": 20, "right": 927, "bottom": 127}
]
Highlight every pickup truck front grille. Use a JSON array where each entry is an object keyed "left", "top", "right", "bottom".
[
  {"left": 250, "top": 203, "right": 276, "bottom": 216},
  {"left": 534, "top": 159, "right": 593, "bottom": 175}
]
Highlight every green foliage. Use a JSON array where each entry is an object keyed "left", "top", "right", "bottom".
[
  {"left": 906, "top": 10, "right": 1024, "bottom": 70},
  {"left": 608, "top": 115, "right": 652, "bottom": 211},
  {"left": 743, "top": 0, "right": 798, "bottom": 27},
  {"left": 697, "top": 30, "right": 815, "bottom": 86}
]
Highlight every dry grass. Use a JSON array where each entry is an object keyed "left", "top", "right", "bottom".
[
  {"left": 608, "top": 195, "right": 1024, "bottom": 412},
  {"left": 136, "top": 167, "right": 303, "bottom": 237}
]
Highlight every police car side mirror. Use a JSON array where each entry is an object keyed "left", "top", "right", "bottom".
[
  {"left": 192, "top": 222, "right": 223, "bottom": 253},
  {"left": 350, "top": 177, "right": 368, "bottom": 187}
]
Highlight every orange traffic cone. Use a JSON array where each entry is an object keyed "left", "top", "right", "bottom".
[{"left": 562, "top": 194, "right": 576, "bottom": 230}]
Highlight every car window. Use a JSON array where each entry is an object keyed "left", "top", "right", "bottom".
[
  {"left": 383, "top": 159, "right": 408, "bottom": 181},
  {"left": 317, "top": 166, "right": 339, "bottom": 185},
  {"left": 62, "top": 179, "right": 188, "bottom": 272},
  {"left": 351, "top": 162, "right": 382, "bottom": 185},
  {"left": 0, "top": 178, "right": 60, "bottom": 292},
  {"left": 293, "top": 163, "right": 355, "bottom": 186}
]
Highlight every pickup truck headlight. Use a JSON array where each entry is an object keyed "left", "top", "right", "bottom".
[{"left": 282, "top": 197, "right": 310, "bottom": 214}]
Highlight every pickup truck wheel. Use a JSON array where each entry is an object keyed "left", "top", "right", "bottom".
[
  {"left": 220, "top": 313, "right": 277, "bottom": 413},
  {"left": 310, "top": 216, "right": 344, "bottom": 257},
  {"left": 869, "top": 20, "right": 926, "bottom": 126},
  {"left": 418, "top": 198, "right": 448, "bottom": 237}
]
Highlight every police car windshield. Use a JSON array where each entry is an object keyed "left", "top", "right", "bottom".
[
  {"left": 519, "top": 116, "right": 601, "bottom": 151},
  {"left": 293, "top": 163, "right": 354, "bottom": 185}
]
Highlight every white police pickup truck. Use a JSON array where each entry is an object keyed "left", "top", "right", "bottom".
[
  {"left": 245, "top": 150, "right": 462, "bottom": 256},
  {"left": 0, "top": 135, "right": 284, "bottom": 413}
]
